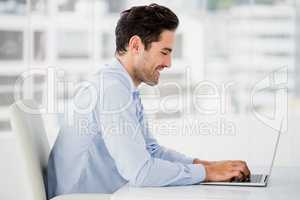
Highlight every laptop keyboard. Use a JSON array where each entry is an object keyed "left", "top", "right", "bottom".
[
  {"left": 231, "top": 174, "right": 264, "bottom": 183},
  {"left": 249, "top": 174, "right": 264, "bottom": 183}
]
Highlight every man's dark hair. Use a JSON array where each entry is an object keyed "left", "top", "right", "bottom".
[{"left": 115, "top": 3, "right": 179, "bottom": 55}]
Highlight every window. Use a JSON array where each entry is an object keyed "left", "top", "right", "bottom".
[
  {"left": 33, "top": 31, "right": 46, "bottom": 61},
  {"left": 0, "top": 75, "right": 18, "bottom": 85},
  {"left": 0, "top": 121, "right": 11, "bottom": 132},
  {"left": 30, "top": 0, "right": 47, "bottom": 14},
  {"left": 0, "top": 31, "right": 23, "bottom": 61},
  {"left": 57, "top": 31, "right": 90, "bottom": 59},
  {"left": 104, "top": 0, "right": 125, "bottom": 13},
  {"left": 101, "top": 32, "right": 115, "bottom": 59},
  {"left": 0, "top": 92, "right": 16, "bottom": 106},
  {"left": 0, "top": 0, "right": 26, "bottom": 15}
]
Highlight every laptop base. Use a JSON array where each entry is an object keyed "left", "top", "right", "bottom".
[{"left": 200, "top": 174, "right": 268, "bottom": 187}]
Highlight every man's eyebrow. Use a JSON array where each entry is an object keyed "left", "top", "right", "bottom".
[{"left": 162, "top": 48, "right": 172, "bottom": 52}]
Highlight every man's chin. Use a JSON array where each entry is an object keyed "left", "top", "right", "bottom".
[{"left": 144, "top": 79, "right": 159, "bottom": 86}]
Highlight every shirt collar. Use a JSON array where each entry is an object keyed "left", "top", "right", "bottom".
[{"left": 113, "top": 57, "right": 139, "bottom": 94}]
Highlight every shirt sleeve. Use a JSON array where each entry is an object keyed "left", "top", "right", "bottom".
[
  {"left": 144, "top": 129, "right": 195, "bottom": 164},
  {"left": 97, "top": 79, "right": 206, "bottom": 187}
]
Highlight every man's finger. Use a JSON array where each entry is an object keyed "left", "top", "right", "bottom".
[
  {"left": 230, "top": 170, "right": 244, "bottom": 182},
  {"left": 233, "top": 165, "right": 249, "bottom": 178},
  {"left": 232, "top": 161, "right": 251, "bottom": 177}
]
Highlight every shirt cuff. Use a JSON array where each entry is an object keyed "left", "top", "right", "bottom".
[
  {"left": 188, "top": 163, "right": 206, "bottom": 184},
  {"left": 181, "top": 156, "right": 195, "bottom": 164}
]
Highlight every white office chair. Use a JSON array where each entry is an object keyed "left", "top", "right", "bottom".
[{"left": 10, "top": 100, "right": 111, "bottom": 200}]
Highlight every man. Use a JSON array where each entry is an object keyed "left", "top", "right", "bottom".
[{"left": 47, "top": 3, "right": 250, "bottom": 198}]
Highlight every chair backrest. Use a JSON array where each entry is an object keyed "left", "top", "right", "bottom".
[{"left": 10, "top": 100, "right": 50, "bottom": 200}]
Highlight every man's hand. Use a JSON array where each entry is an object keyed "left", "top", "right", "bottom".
[
  {"left": 205, "top": 160, "right": 250, "bottom": 182},
  {"left": 193, "top": 159, "right": 251, "bottom": 182}
]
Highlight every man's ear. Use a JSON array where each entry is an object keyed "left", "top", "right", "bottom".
[{"left": 128, "top": 35, "right": 143, "bottom": 54}]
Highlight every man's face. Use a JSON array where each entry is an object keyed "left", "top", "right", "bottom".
[{"left": 134, "top": 30, "right": 175, "bottom": 86}]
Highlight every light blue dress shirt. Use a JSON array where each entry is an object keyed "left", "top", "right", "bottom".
[{"left": 47, "top": 59, "right": 206, "bottom": 199}]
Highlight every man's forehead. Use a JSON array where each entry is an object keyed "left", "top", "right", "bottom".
[{"left": 160, "top": 30, "right": 175, "bottom": 41}]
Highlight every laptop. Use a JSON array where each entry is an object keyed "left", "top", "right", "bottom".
[{"left": 200, "top": 119, "right": 284, "bottom": 187}]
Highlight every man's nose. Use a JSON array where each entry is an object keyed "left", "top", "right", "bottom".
[{"left": 163, "top": 55, "right": 172, "bottom": 68}]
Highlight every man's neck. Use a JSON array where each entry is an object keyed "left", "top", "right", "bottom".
[{"left": 115, "top": 54, "right": 141, "bottom": 87}]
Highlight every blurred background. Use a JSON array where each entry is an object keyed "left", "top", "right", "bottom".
[{"left": 0, "top": 0, "right": 299, "bottom": 199}]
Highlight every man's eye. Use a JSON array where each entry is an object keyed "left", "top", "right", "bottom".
[{"left": 161, "top": 52, "right": 168, "bottom": 55}]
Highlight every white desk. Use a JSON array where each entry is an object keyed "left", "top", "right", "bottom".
[{"left": 112, "top": 167, "right": 300, "bottom": 200}]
